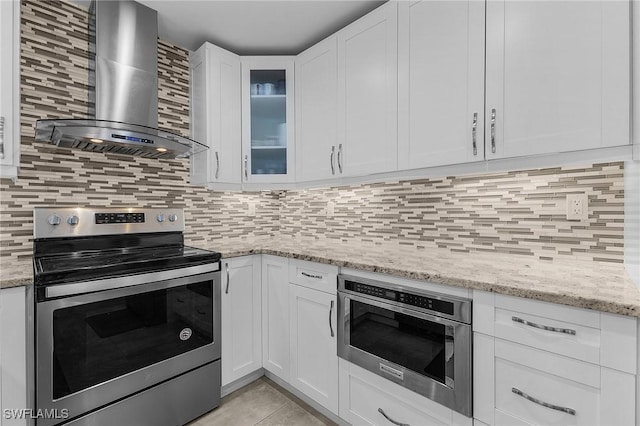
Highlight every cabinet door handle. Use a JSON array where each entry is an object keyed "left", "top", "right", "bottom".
[
  {"left": 378, "top": 408, "right": 410, "bottom": 426},
  {"left": 301, "top": 271, "right": 322, "bottom": 279},
  {"left": 490, "top": 108, "right": 496, "bottom": 153},
  {"left": 472, "top": 112, "right": 478, "bottom": 156},
  {"left": 512, "top": 316, "right": 576, "bottom": 335},
  {"left": 0, "top": 116, "right": 5, "bottom": 160},
  {"left": 330, "top": 146, "right": 335, "bottom": 175},
  {"left": 244, "top": 155, "right": 248, "bottom": 180},
  {"left": 225, "top": 263, "right": 230, "bottom": 294},
  {"left": 329, "top": 300, "right": 334, "bottom": 337},
  {"left": 215, "top": 151, "right": 220, "bottom": 179},
  {"left": 512, "top": 388, "right": 576, "bottom": 416},
  {"left": 337, "top": 143, "right": 343, "bottom": 173}
]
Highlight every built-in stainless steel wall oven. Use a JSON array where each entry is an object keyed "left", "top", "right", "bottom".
[
  {"left": 29, "top": 208, "right": 222, "bottom": 426},
  {"left": 337, "top": 274, "right": 472, "bottom": 417}
]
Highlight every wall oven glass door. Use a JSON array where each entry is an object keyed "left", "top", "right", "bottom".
[
  {"left": 36, "top": 272, "right": 220, "bottom": 423},
  {"left": 338, "top": 292, "right": 471, "bottom": 416}
]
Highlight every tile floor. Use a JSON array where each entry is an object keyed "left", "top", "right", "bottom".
[{"left": 188, "top": 377, "right": 337, "bottom": 426}]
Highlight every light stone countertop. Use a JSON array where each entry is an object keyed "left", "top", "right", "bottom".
[{"left": 3, "top": 237, "right": 639, "bottom": 317}]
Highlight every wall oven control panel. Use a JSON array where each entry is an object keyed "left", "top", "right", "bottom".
[{"left": 344, "top": 279, "right": 454, "bottom": 316}]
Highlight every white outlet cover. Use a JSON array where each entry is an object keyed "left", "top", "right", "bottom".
[{"left": 566, "top": 193, "right": 588, "bottom": 221}]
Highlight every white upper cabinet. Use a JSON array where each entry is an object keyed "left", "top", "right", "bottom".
[
  {"left": 337, "top": 1, "right": 398, "bottom": 177},
  {"left": 0, "top": 0, "right": 20, "bottom": 179},
  {"left": 485, "top": 0, "right": 631, "bottom": 159},
  {"left": 241, "top": 56, "right": 295, "bottom": 184},
  {"left": 398, "top": 0, "right": 485, "bottom": 169},
  {"left": 295, "top": 36, "right": 338, "bottom": 182},
  {"left": 190, "top": 42, "right": 242, "bottom": 189}
]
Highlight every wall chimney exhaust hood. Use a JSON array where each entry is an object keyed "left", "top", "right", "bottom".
[{"left": 34, "top": 0, "right": 207, "bottom": 160}]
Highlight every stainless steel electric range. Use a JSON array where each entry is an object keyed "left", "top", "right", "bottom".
[{"left": 28, "top": 207, "right": 221, "bottom": 426}]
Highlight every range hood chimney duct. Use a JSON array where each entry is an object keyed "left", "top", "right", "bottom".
[{"left": 35, "top": 0, "right": 206, "bottom": 160}]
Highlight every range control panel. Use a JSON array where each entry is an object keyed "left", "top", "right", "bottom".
[
  {"left": 95, "top": 212, "right": 145, "bottom": 224},
  {"left": 34, "top": 207, "right": 184, "bottom": 239},
  {"left": 344, "top": 280, "right": 455, "bottom": 316}
]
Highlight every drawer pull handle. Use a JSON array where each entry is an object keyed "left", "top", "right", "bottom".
[
  {"left": 378, "top": 408, "right": 410, "bottom": 426},
  {"left": 512, "top": 387, "right": 576, "bottom": 416},
  {"left": 329, "top": 300, "right": 334, "bottom": 337},
  {"left": 301, "top": 271, "right": 322, "bottom": 279},
  {"left": 512, "top": 316, "right": 576, "bottom": 335}
]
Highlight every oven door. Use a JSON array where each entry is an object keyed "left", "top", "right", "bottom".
[
  {"left": 35, "top": 268, "right": 221, "bottom": 425},
  {"left": 337, "top": 291, "right": 472, "bottom": 417}
]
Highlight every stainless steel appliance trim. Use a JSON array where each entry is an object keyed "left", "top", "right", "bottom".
[
  {"left": 338, "top": 274, "right": 472, "bottom": 324},
  {"left": 511, "top": 387, "right": 576, "bottom": 416},
  {"left": 64, "top": 360, "right": 221, "bottom": 426},
  {"left": 36, "top": 271, "right": 221, "bottom": 426},
  {"left": 34, "top": 207, "right": 186, "bottom": 239},
  {"left": 337, "top": 290, "right": 472, "bottom": 417},
  {"left": 511, "top": 316, "right": 577, "bottom": 335},
  {"left": 45, "top": 263, "right": 220, "bottom": 298},
  {"left": 377, "top": 408, "right": 410, "bottom": 426},
  {"left": 379, "top": 363, "right": 403, "bottom": 380}
]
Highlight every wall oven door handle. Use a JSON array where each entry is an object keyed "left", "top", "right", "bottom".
[
  {"left": 378, "top": 408, "right": 410, "bottom": 426},
  {"left": 44, "top": 263, "right": 220, "bottom": 299},
  {"left": 329, "top": 300, "right": 335, "bottom": 337}
]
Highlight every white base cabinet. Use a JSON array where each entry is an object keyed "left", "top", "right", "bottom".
[
  {"left": 0, "top": 287, "right": 27, "bottom": 426},
  {"left": 221, "top": 256, "right": 262, "bottom": 387},
  {"left": 261, "top": 255, "right": 289, "bottom": 381},
  {"left": 473, "top": 290, "right": 637, "bottom": 426},
  {"left": 289, "top": 283, "right": 338, "bottom": 415}
]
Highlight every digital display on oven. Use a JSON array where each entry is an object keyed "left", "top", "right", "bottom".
[{"left": 95, "top": 213, "right": 145, "bottom": 224}]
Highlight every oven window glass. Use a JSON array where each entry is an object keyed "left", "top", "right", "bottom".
[
  {"left": 52, "top": 281, "right": 213, "bottom": 399},
  {"left": 349, "top": 299, "right": 452, "bottom": 385}
]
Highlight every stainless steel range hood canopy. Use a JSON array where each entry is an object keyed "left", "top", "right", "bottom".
[{"left": 35, "top": 0, "right": 206, "bottom": 160}]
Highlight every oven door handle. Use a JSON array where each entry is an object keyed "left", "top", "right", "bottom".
[{"left": 43, "top": 263, "right": 220, "bottom": 299}]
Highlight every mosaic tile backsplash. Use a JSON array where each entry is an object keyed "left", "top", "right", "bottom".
[{"left": 0, "top": 0, "right": 626, "bottom": 272}]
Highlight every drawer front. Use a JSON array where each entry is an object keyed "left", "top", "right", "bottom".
[
  {"left": 494, "top": 307, "right": 600, "bottom": 364},
  {"left": 288, "top": 259, "right": 338, "bottom": 294},
  {"left": 347, "top": 374, "right": 450, "bottom": 426},
  {"left": 495, "top": 356, "right": 599, "bottom": 426}
]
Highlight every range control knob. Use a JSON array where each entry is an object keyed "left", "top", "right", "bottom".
[
  {"left": 168, "top": 214, "right": 178, "bottom": 222},
  {"left": 157, "top": 214, "right": 165, "bottom": 223},
  {"left": 47, "top": 215, "right": 61, "bottom": 226},
  {"left": 67, "top": 215, "right": 80, "bottom": 226}
]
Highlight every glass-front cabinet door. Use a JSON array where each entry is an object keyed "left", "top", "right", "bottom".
[{"left": 241, "top": 57, "right": 295, "bottom": 184}]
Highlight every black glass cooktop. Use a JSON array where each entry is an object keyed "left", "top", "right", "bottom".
[{"left": 33, "top": 233, "right": 220, "bottom": 286}]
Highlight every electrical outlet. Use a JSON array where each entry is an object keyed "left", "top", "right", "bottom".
[
  {"left": 247, "top": 201, "right": 256, "bottom": 217},
  {"left": 326, "top": 201, "right": 335, "bottom": 218},
  {"left": 566, "top": 193, "right": 588, "bottom": 221}
]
